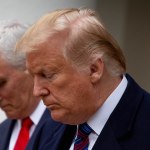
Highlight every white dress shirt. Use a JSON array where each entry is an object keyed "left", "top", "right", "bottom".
[
  {"left": 0, "top": 109, "right": 7, "bottom": 123},
  {"left": 70, "top": 75, "right": 127, "bottom": 150},
  {"left": 9, "top": 101, "right": 46, "bottom": 150}
]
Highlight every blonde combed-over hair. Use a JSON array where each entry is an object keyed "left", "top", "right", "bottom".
[{"left": 16, "top": 8, "right": 126, "bottom": 76}]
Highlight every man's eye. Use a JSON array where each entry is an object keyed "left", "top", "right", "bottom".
[
  {"left": 0, "top": 79, "right": 7, "bottom": 87},
  {"left": 40, "top": 73, "right": 46, "bottom": 78},
  {"left": 40, "top": 72, "right": 56, "bottom": 80}
]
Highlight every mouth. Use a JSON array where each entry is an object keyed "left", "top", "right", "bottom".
[
  {"left": 42, "top": 98, "right": 59, "bottom": 111},
  {"left": 46, "top": 104, "right": 60, "bottom": 111},
  {"left": 1, "top": 104, "right": 11, "bottom": 111}
]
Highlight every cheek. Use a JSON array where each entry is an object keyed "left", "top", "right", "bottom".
[
  {"left": 49, "top": 71, "right": 93, "bottom": 108},
  {"left": 0, "top": 86, "right": 14, "bottom": 100},
  {"left": 1, "top": 98, "right": 21, "bottom": 118},
  {"left": 5, "top": 108, "right": 23, "bottom": 119},
  {"left": 6, "top": 87, "right": 18, "bottom": 100},
  {"left": 0, "top": 85, "right": 23, "bottom": 107},
  {"left": 54, "top": 80, "right": 91, "bottom": 107}
]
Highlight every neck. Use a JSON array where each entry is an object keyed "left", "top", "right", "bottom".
[{"left": 94, "top": 71, "right": 122, "bottom": 110}]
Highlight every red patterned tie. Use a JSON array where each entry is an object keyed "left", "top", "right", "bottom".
[
  {"left": 14, "top": 117, "right": 33, "bottom": 150},
  {"left": 74, "top": 123, "right": 93, "bottom": 150}
]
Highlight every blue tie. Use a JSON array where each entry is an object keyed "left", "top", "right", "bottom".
[{"left": 74, "top": 123, "right": 93, "bottom": 150}]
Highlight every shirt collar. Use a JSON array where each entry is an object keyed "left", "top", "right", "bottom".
[
  {"left": 30, "top": 100, "right": 46, "bottom": 125},
  {"left": 87, "top": 75, "right": 128, "bottom": 135}
]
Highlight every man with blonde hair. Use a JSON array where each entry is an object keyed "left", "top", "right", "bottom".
[
  {"left": 0, "top": 20, "right": 64, "bottom": 150},
  {"left": 16, "top": 8, "right": 150, "bottom": 150}
]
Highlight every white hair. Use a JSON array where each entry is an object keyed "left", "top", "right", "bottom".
[{"left": 0, "top": 20, "right": 29, "bottom": 70}]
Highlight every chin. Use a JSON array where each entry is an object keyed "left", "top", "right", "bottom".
[
  {"left": 6, "top": 114, "right": 16, "bottom": 119},
  {"left": 50, "top": 110, "right": 68, "bottom": 124},
  {"left": 51, "top": 111, "right": 63, "bottom": 122},
  {"left": 51, "top": 112, "right": 79, "bottom": 125},
  {"left": 6, "top": 112, "right": 23, "bottom": 120}
]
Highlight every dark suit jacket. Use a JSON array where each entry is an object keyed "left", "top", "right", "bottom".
[
  {"left": 0, "top": 109, "right": 66, "bottom": 150},
  {"left": 45, "top": 74, "right": 150, "bottom": 150}
]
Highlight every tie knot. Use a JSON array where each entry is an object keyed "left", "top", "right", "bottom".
[
  {"left": 22, "top": 117, "right": 33, "bottom": 129},
  {"left": 74, "top": 123, "right": 92, "bottom": 150},
  {"left": 78, "top": 123, "right": 93, "bottom": 137}
]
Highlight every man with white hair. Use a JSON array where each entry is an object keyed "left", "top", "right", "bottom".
[{"left": 0, "top": 20, "right": 64, "bottom": 150}]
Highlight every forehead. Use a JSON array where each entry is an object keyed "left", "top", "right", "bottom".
[
  {"left": 0, "top": 58, "right": 12, "bottom": 71},
  {"left": 26, "top": 41, "right": 67, "bottom": 73},
  {"left": 0, "top": 58, "right": 17, "bottom": 78}
]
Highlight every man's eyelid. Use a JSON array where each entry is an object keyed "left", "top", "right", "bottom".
[
  {"left": 46, "top": 73, "right": 55, "bottom": 79},
  {"left": 40, "top": 71, "right": 57, "bottom": 80}
]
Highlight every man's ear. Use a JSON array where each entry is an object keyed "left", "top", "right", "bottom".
[{"left": 90, "top": 58, "right": 104, "bottom": 83}]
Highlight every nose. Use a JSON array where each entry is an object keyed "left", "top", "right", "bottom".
[{"left": 33, "top": 77, "right": 49, "bottom": 97}]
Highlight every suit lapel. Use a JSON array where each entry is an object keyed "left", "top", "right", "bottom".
[
  {"left": 0, "top": 120, "right": 15, "bottom": 150},
  {"left": 57, "top": 125, "right": 77, "bottom": 150},
  {"left": 108, "top": 74, "right": 144, "bottom": 139},
  {"left": 26, "top": 109, "right": 50, "bottom": 150},
  {"left": 92, "top": 122, "right": 121, "bottom": 150}
]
